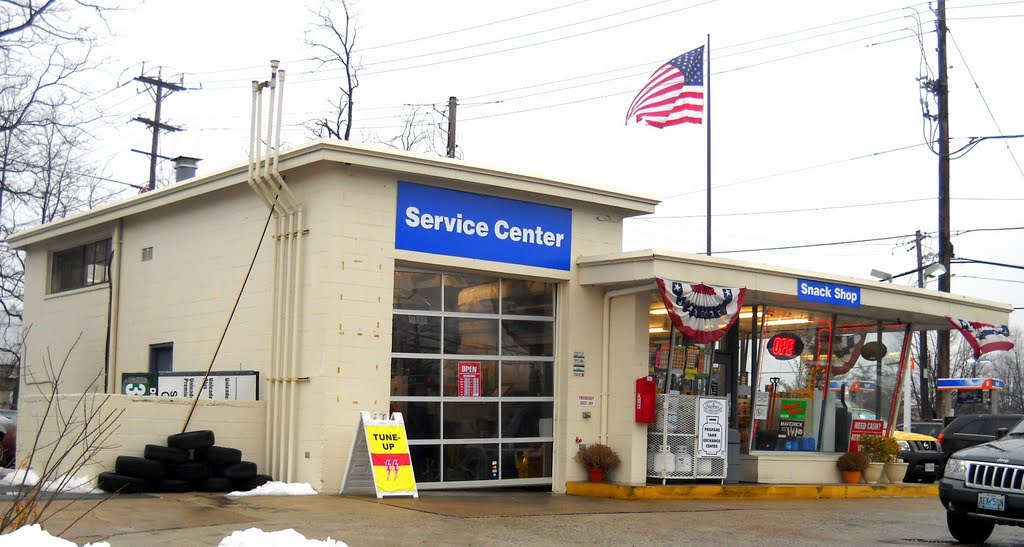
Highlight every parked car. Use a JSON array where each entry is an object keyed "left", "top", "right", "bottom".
[
  {"left": 894, "top": 430, "right": 942, "bottom": 483},
  {"left": 937, "top": 413, "right": 1024, "bottom": 464},
  {"left": 939, "top": 418, "right": 1024, "bottom": 543},
  {"left": 0, "top": 408, "right": 15, "bottom": 468},
  {"left": 895, "top": 420, "right": 944, "bottom": 438}
]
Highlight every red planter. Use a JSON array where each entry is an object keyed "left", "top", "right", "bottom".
[{"left": 587, "top": 467, "right": 606, "bottom": 482}]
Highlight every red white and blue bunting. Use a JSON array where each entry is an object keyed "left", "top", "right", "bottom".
[
  {"left": 655, "top": 278, "right": 746, "bottom": 343},
  {"left": 947, "top": 317, "right": 1015, "bottom": 358}
]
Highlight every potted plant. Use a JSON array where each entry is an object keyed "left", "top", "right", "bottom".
[
  {"left": 876, "top": 435, "right": 908, "bottom": 483},
  {"left": 857, "top": 435, "right": 889, "bottom": 484},
  {"left": 835, "top": 450, "right": 868, "bottom": 484},
  {"left": 574, "top": 443, "right": 621, "bottom": 482}
]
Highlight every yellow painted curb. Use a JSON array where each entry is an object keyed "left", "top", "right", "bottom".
[{"left": 566, "top": 481, "right": 938, "bottom": 500}]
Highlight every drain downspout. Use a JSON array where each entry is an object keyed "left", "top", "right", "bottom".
[{"left": 106, "top": 219, "right": 124, "bottom": 393}]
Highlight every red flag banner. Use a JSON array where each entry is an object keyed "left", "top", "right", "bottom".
[
  {"left": 656, "top": 278, "right": 745, "bottom": 343},
  {"left": 947, "top": 317, "right": 1015, "bottom": 358}
]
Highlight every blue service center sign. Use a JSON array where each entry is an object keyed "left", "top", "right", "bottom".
[
  {"left": 797, "top": 278, "right": 861, "bottom": 308},
  {"left": 395, "top": 181, "right": 573, "bottom": 270}
]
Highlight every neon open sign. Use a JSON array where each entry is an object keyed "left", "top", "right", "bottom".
[{"left": 767, "top": 332, "right": 805, "bottom": 360}]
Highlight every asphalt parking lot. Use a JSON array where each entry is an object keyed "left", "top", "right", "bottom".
[{"left": 6, "top": 488, "right": 1022, "bottom": 546}]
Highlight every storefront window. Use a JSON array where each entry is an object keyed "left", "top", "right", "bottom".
[
  {"left": 391, "top": 270, "right": 556, "bottom": 487},
  {"left": 747, "top": 306, "right": 910, "bottom": 454}
]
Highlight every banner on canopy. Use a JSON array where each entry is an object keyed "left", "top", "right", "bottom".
[
  {"left": 655, "top": 278, "right": 746, "bottom": 343},
  {"left": 947, "top": 317, "right": 1014, "bottom": 358}
]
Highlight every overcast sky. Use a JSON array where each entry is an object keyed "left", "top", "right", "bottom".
[{"left": 87, "top": 0, "right": 1024, "bottom": 321}]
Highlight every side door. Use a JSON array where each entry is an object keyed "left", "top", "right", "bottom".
[{"left": 949, "top": 418, "right": 989, "bottom": 454}]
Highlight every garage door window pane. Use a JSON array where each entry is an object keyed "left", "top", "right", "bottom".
[
  {"left": 444, "top": 402, "right": 498, "bottom": 439},
  {"left": 501, "top": 320, "right": 553, "bottom": 356},
  {"left": 391, "top": 359, "right": 440, "bottom": 397},
  {"left": 444, "top": 317, "right": 498, "bottom": 355},
  {"left": 394, "top": 272, "right": 441, "bottom": 311},
  {"left": 501, "top": 279, "right": 553, "bottom": 316},
  {"left": 392, "top": 315, "right": 441, "bottom": 353},
  {"left": 445, "top": 274, "right": 499, "bottom": 313}
]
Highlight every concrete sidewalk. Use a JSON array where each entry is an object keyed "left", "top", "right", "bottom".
[{"left": 567, "top": 481, "right": 939, "bottom": 499}]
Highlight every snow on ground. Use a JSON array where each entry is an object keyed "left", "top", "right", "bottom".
[
  {"left": 0, "top": 470, "right": 97, "bottom": 494},
  {"left": 225, "top": 481, "right": 317, "bottom": 498},
  {"left": 217, "top": 528, "right": 347, "bottom": 546},
  {"left": 0, "top": 524, "right": 109, "bottom": 546}
]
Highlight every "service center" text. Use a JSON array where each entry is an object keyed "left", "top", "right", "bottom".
[{"left": 404, "top": 206, "right": 566, "bottom": 247}]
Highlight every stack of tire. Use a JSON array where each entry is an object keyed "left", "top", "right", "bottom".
[{"left": 97, "top": 430, "right": 272, "bottom": 494}]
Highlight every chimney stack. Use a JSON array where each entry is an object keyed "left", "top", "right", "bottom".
[{"left": 172, "top": 156, "right": 201, "bottom": 182}]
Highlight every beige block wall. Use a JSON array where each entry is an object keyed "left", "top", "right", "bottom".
[
  {"left": 115, "top": 183, "right": 274, "bottom": 377},
  {"left": 22, "top": 224, "right": 118, "bottom": 395},
  {"left": 17, "top": 394, "right": 264, "bottom": 481}
]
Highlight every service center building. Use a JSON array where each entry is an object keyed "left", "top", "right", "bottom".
[{"left": 8, "top": 140, "right": 1010, "bottom": 491}]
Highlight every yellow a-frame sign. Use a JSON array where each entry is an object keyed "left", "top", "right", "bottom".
[{"left": 341, "top": 411, "right": 418, "bottom": 498}]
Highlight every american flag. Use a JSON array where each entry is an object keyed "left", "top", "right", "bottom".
[{"left": 625, "top": 46, "right": 705, "bottom": 128}]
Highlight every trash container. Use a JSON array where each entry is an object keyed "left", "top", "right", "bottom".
[{"left": 726, "top": 428, "right": 740, "bottom": 484}]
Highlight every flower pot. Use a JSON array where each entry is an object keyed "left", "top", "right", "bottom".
[
  {"left": 841, "top": 470, "right": 862, "bottom": 484},
  {"left": 587, "top": 467, "right": 606, "bottom": 483},
  {"left": 884, "top": 462, "right": 909, "bottom": 484},
  {"left": 863, "top": 462, "right": 885, "bottom": 484}
]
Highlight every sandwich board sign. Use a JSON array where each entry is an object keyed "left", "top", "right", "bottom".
[{"left": 341, "top": 411, "right": 418, "bottom": 498}]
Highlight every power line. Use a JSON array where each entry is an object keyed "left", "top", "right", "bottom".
[
  {"left": 712, "top": 233, "right": 916, "bottom": 255},
  {"left": 947, "top": 29, "right": 1024, "bottom": 176}
]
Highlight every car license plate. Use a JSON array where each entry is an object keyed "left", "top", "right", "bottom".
[
  {"left": 925, "top": 463, "right": 935, "bottom": 473},
  {"left": 978, "top": 493, "right": 1005, "bottom": 511}
]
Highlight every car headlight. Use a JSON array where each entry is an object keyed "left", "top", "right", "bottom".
[
  {"left": 944, "top": 458, "right": 967, "bottom": 480},
  {"left": 897, "top": 440, "right": 911, "bottom": 451}
]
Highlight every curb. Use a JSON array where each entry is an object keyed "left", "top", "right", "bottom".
[{"left": 566, "top": 481, "right": 939, "bottom": 500}]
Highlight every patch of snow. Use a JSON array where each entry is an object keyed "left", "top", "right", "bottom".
[
  {"left": 217, "top": 528, "right": 346, "bottom": 547},
  {"left": 0, "top": 470, "right": 96, "bottom": 494},
  {"left": 225, "top": 481, "right": 317, "bottom": 498},
  {"left": 0, "top": 469, "right": 39, "bottom": 487},
  {"left": 0, "top": 524, "right": 109, "bottom": 546}
]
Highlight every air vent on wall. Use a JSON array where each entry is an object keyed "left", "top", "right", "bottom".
[{"left": 142, "top": 247, "right": 153, "bottom": 261}]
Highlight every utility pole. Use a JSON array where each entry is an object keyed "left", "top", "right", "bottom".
[
  {"left": 915, "top": 230, "right": 932, "bottom": 419},
  {"left": 935, "top": 0, "right": 953, "bottom": 419},
  {"left": 133, "top": 69, "right": 186, "bottom": 190},
  {"left": 446, "top": 96, "right": 457, "bottom": 158}
]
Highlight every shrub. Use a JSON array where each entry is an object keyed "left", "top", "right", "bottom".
[
  {"left": 573, "top": 443, "right": 621, "bottom": 472},
  {"left": 836, "top": 451, "right": 869, "bottom": 472},
  {"left": 858, "top": 434, "right": 902, "bottom": 463}
]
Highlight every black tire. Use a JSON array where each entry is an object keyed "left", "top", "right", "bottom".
[
  {"left": 173, "top": 461, "right": 210, "bottom": 481},
  {"left": 115, "top": 455, "right": 164, "bottom": 482},
  {"left": 155, "top": 479, "right": 192, "bottom": 493},
  {"left": 946, "top": 511, "right": 995, "bottom": 543},
  {"left": 167, "top": 430, "right": 215, "bottom": 450},
  {"left": 97, "top": 472, "right": 148, "bottom": 494},
  {"left": 223, "top": 461, "right": 257, "bottom": 480},
  {"left": 144, "top": 444, "right": 189, "bottom": 464},
  {"left": 233, "top": 474, "right": 272, "bottom": 492},
  {"left": 190, "top": 447, "right": 209, "bottom": 462},
  {"left": 205, "top": 446, "right": 242, "bottom": 465},
  {"left": 199, "top": 477, "right": 233, "bottom": 492}
]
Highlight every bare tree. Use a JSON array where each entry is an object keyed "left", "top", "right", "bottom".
[
  {"left": 306, "top": 0, "right": 359, "bottom": 141},
  {"left": 364, "top": 106, "right": 437, "bottom": 153},
  {"left": 0, "top": 0, "right": 117, "bottom": 406},
  {"left": 988, "top": 327, "right": 1024, "bottom": 413}
]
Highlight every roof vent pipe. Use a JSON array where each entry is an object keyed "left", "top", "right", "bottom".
[{"left": 172, "top": 156, "right": 201, "bottom": 182}]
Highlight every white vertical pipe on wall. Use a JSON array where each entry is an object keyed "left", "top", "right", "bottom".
[{"left": 247, "top": 61, "right": 304, "bottom": 482}]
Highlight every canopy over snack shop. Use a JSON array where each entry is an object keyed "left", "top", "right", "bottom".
[{"left": 577, "top": 250, "right": 1012, "bottom": 484}]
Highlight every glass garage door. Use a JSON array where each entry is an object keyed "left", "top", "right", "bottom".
[{"left": 391, "top": 270, "right": 555, "bottom": 488}]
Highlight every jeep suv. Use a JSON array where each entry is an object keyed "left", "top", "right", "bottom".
[
  {"left": 939, "top": 418, "right": 1024, "bottom": 543},
  {"left": 938, "top": 413, "right": 1024, "bottom": 464}
]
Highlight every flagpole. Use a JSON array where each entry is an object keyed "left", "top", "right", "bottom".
[{"left": 705, "top": 33, "right": 712, "bottom": 256}]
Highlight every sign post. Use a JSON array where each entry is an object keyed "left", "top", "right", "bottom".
[{"left": 341, "top": 411, "right": 418, "bottom": 498}]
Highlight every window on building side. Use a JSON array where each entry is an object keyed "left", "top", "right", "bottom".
[{"left": 50, "top": 238, "right": 112, "bottom": 293}]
